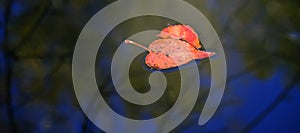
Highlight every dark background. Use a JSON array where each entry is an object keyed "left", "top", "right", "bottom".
[{"left": 1, "top": 0, "right": 300, "bottom": 133}]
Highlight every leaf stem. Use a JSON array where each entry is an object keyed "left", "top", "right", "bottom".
[{"left": 124, "top": 40, "right": 152, "bottom": 52}]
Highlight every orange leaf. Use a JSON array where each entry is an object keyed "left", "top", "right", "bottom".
[{"left": 157, "top": 24, "right": 202, "bottom": 49}]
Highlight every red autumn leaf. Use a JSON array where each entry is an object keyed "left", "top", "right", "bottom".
[
  {"left": 157, "top": 24, "right": 202, "bottom": 49},
  {"left": 125, "top": 39, "right": 214, "bottom": 70},
  {"left": 124, "top": 24, "right": 214, "bottom": 70}
]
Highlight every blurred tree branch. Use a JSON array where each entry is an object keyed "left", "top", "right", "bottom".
[
  {"left": 2, "top": 0, "right": 17, "bottom": 132},
  {"left": 1, "top": 0, "right": 51, "bottom": 132},
  {"left": 80, "top": 117, "right": 88, "bottom": 133},
  {"left": 240, "top": 73, "right": 300, "bottom": 133},
  {"left": 9, "top": 0, "right": 51, "bottom": 53}
]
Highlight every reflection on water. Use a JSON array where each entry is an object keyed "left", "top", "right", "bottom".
[{"left": 0, "top": 0, "right": 300, "bottom": 132}]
